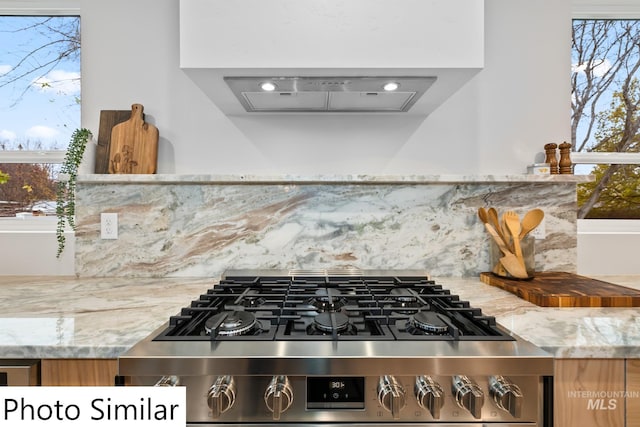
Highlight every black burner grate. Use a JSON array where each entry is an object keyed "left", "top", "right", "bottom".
[{"left": 152, "top": 274, "right": 514, "bottom": 342}]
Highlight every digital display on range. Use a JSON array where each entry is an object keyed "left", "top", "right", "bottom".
[{"left": 306, "top": 377, "right": 365, "bottom": 409}]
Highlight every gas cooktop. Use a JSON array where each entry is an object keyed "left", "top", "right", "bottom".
[
  {"left": 119, "top": 270, "right": 554, "bottom": 426},
  {"left": 153, "top": 269, "right": 513, "bottom": 342}
]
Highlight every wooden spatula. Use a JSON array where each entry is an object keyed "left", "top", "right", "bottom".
[{"left": 504, "top": 211, "right": 525, "bottom": 268}]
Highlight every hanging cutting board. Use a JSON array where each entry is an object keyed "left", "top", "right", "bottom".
[
  {"left": 108, "top": 104, "right": 158, "bottom": 174},
  {"left": 480, "top": 271, "right": 640, "bottom": 307}
]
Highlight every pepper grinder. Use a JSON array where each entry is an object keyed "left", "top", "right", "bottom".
[
  {"left": 558, "top": 141, "right": 573, "bottom": 174},
  {"left": 544, "top": 143, "right": 558, "bottom": 174}
]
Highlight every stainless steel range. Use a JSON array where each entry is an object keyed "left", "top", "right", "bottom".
[{"left": 118, "top": 270, "right": 553, "bottom": 426}]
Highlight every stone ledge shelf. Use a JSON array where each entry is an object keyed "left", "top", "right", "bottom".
[{"left": 77, "top": 174, "right": 594, "bottom": 185}]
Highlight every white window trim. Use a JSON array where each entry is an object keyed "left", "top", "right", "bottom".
[
  {"left": 0, "top": 0, "right": 79, "bottom": 15},
  {"left": 572, "top": 1, "right": 640, "bottom": 19},
  {"left": 572, "top": 152, "right": 640, "bottom": 165},
  {"left": 0, "top": 150, "right": 66, "bottom": 164},
  {"left": 563, "top": 3, "right": 640, "bottom": 240}
]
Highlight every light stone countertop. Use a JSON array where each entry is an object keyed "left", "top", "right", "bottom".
[
  {"left": 0, "top": 275, "right": 638, "bottom": 359},
  {"left": 77, "top": 173, "right": 593, "bottom": 185}
]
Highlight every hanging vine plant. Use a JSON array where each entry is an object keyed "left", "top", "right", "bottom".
[{"left": 56, "top": 128, "right": 92, "bottom": 258}]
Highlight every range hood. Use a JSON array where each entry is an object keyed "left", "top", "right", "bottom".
[
  {"left": 224, "top": 76, "right": 436, "bottom": 112},
  {"left": 180, "top": 0, "right": 484, "bottom": 115}
]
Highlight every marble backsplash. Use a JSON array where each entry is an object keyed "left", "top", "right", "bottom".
[{"left": 74, "top": 176, "right": 583, "bottom": 277}]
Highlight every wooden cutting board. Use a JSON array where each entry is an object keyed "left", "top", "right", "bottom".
[
  {"left": 108, "top": 104, "right": 158, "bottom": 174},
  {"left": 480, "top": 271, "right": 640, "bottom": 307},
  {"left": 94, "top": 110, "right": 132, "bottom": 173}
]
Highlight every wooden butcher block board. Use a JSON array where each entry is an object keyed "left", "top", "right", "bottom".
[
  {"left": 108, "top": 104, "right": 158, "bottom": 174},
  {"left": 479, "top": 271, "right": 640, "bottom": 307},
  {"left": 94, "top": 110, "right": 132, "bottom": 173}
]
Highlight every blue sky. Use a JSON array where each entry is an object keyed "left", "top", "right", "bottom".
[{"left": 0, "top": 16, "right": 80, "bottom": 150}]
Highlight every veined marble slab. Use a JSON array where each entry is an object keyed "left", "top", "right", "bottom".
[
  {"left": 78, "top": 174, "right": 594, "bottom": 184},
  {"left": 75, "top": 181, "right": 579, "bottom": 277},
  {"left": 0, "top": 275, "right": 638, "bottom": 359},
  {"left": 0, "top": 276, "right": 212, "bottom": 358},
  {"left": 449, "top": 275, "right": 640, "bottom": 358}
]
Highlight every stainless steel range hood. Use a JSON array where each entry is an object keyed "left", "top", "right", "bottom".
[
  {"left": 224, "top": 76, "right": 436, "bottom": 112},
  {"left": 180, "top": 0, "right": 484, "bottom": 115}
]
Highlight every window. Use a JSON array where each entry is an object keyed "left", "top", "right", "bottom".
[
  {"left": 0, "top": 7, "right": 80, "bottom": 217},
  {"left": 571, "top": 10, "right": 640, "bottom": 219}
]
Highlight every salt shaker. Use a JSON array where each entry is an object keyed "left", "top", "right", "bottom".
[{"left": 544, "top": 143, "right": 558, "bottom": 174}]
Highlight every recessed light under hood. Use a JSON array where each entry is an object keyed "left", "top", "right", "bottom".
[{"left": 224, "top": 76, "right": 436, "bottom": 113}]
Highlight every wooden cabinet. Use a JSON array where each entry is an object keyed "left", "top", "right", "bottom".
[
  {"left": 627, "top": 359, "right": 640, "bottom": 426},
  {"left": 41, "top": 359, "right": 117, "bottom": 386},
  {"left": 554, "top": 359, "right": 625, "bottom": 427}
]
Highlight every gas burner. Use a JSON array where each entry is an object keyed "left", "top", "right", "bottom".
[
  {"left": 389, "top": 288, "right": 422, "bottom": 313},
  {"left": 243, "top": 296, "right": 266, "bottom": 308},
  {"left": 390, "top": 288, "right": 417, "bottom": 303},
  {"left": 407, "top": 311, "right": 449, "bottom": 335},
  {"left": 205, "top": 311, "right": 257, "bottom": 336},
  {"left": 307, "top": 290, "right": 347, "bottom": 312},
  {"left": 308, "top": 312, "right": 356, "bottom": 335}
]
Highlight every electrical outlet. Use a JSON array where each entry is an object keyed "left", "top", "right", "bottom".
[
  {"left": 530, "top": 215, "right": 546, "bottom": 239},
  {"left": 101, "top": 212, "right": 118, "bottom": 239}
]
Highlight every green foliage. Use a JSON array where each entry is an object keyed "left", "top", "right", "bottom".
[
  {"left": 0, "top": 163, "right": 56, "bottom": 215},
  {"left": 56, "top": 128, "right": 92, "bottom": 258},
  {"left": 578, "top": 164, "right": 640, "bottom": 218},
  {"left": 577, "top": 81, "right": 640, "bottom": 218},
  {"left": 0, "top": 170, "right": 8, "bottom": 184}
]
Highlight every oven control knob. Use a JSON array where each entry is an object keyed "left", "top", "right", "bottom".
[
  {"left": 377, "top": 375, "right": 406, "bottom": 419},
  {"left": 264, "top": 375, "right": 293, "bottom": 420},
  {"left": 154, "top": 375, "right": 180, "bottom": 387},
  {"left": 452, "top": 375, "right": 484, "bottom": 419},
  {"left": 489, "top": 375, "right": 523, "bottom": 418},
  {"left": 415, "top": 375, "right": 445, "bottom": 419},
  {"left": 207, "top": 375, "right": 236, "bottom": 418}
]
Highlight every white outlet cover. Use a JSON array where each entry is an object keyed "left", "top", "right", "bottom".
[{"left": 101, "top": 212, "right": 118, "bottom": 239}]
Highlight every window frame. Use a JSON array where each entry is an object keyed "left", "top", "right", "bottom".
[
  {"left": 0, "top": 0, "right": 81, "bottom": 165},
  {"left": 572, "top": 1, "right": 640, "bottom": 20},
  {"left": 570, "top": 3, "right": 640, "bottom": 171},
  {"left": 0, "top": 0, "right": 79, "bottom": 16}
]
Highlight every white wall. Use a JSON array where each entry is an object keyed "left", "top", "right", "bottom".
[
  {"left": 577, "top": 220, "right": 640, "bottom": 275},
  {"left": 80, "top": 0, "right": 571, "bottom": 175},
  {"left": 2, "top": 0, "right": 576, "bottom": 276},
  {"left": 0, "top": 218, "right": 74, "bottom": 275}
]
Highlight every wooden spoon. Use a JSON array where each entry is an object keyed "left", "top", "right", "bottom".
[
  {"left": 478, "top": 207, "right": 489, "bottom": 224},
  {"left": 504, "top": 211, "right": 524, "bottom": 267},
  {"left": 519, "top": 208, "right": 544, "bottom": 239}
]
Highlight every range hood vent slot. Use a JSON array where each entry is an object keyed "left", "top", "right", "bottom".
[{"left": 224, "top": 76, "right": 436, "bottom": 113}]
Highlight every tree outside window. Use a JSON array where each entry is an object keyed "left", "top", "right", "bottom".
[
  {"left": 0, "top": 15, "right": 80, "bottom": 217},
  {"left": 572, "top": 19, "right": 640, "bottom": 219}
]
